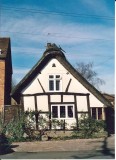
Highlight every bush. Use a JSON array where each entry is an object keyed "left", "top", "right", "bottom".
[
  {"left": 4, "top": 111, "right": 49, "bottom": 142},
  {"left": 0, "top": 117, "right": 6, "bottom": 134},
  {"left": 72, "top": 114, "right": 106, "bottom": 139},
  {"left": 5, "top": 116, "right": 26, "bottom": 142}
]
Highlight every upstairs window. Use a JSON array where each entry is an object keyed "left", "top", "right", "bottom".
[{"left": 49, "top": 75, "right": 61, "bottom": 91}]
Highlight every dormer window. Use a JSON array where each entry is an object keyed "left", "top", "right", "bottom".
[{"left": 49, "top": 75, "right": 62, "bottom": 91}]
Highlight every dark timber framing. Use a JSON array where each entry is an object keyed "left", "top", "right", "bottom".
[
  {"left": 34, "top": 96, "right": 37, "bottom": 111},
  {"left": 21, "top": 92, "right": 90, "bottom": 130},
  {"left": 37, "top": 78, "right": 45, "bottom": 93},
  {"left": 65, "top": 79, "right": 72, "bottom": 92},
  {"left": 21, "top": 92, "right": 89, "bottom": 96},
  {"left": 34, "top": 95, "right": 38, "bottom": 129},
  {"left": 74, "top": 95, "right": 78, "bottom": 129},
  {"left": 86, "top": 94, "right": 91, "bottom": 117},
  {"left": 48, "top": 94, "right": 51, "bottom": 129}
]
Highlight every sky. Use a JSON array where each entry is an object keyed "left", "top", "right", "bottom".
[{"left": 0, "top": 0, "right": 115, "bottom": 94}]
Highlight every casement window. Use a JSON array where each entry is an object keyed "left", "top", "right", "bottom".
[
  {"left": 51, "top": 104, "right": 75, "bottom": 119},
  {"left": 49, "top": 75, "right": 61, "bottom": 91},
  {"left": 91, "top": 107, "right": 103, "bottom": 120}
]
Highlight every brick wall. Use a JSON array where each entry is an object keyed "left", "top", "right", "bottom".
[
  {"left": 0, "top": 60, "right": 5, "bottom": 112},
  {"left": 3, "top": 105, "right": 23, "bottom": 124},
  {"left": 0, "top": 38, "right": 12, "bottom": 114}
]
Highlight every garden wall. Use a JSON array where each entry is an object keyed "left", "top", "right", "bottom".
[{"left": 3, "top": 105, "right": 23, "bottom": 123}]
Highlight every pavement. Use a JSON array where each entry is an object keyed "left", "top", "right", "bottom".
[
  {"left": 0, "top": 135, "right": 115, "bottom": 159},
  {"left": 12, "top": 134, "right": 115, "bottom": 152}
]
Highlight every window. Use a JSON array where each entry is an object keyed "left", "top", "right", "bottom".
[
  {"left": 98, "top": 108, "right": 102, "bottom": 120},
  {"left": 68, "top": 106, "right": 73, "bottom": 118},
  {"left": 91, "top": 107, "right": 103, "bottom": 120},
  {"left": 52, "top": 106, "right": 58, "bottom": 118},
  {"left": 91, "top": 108, "right": 96, "bottom": 119},
  {"left": 51, "top": 104, "right": 75, "bottom": 119},
  {"left": 60, "top": 106, "right": 65, "bottom": 118},
  {"left": 49, "top": 75, "right": 61, "bottom": 91}
]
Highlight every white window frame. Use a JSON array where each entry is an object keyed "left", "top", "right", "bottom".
[
  {"left": 49, "top": 74, "right": 62, "bottom": 92},
  {"left": 51, "top": 104, "right": 75, "bottom": 119}
]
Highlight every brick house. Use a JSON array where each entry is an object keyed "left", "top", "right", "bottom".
[{"left": 0, "top": 38, "right": 12, "bottom": 113}]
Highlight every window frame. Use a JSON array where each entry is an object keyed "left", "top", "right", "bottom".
[
  {"left": 91, "top": 107, "right": 103, "bottom": 120},
  {"left": 49, "top": 74, "right": 62, "bottom": 92},
  {"left": 51, "top": 104, "right": 75, "bottom": 119}
]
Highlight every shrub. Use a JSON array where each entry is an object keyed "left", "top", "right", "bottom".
[
  {"left": 0, "top": 117, "right": 5, "bottom": 134},
  {"left": 72, "top": 114, "right": 106, "bottom": 139},
  {"left": 5, "top": 116, "right": 26, "bottom": 142}
]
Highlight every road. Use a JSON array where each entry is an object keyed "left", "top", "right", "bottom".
[
  {"left": 0, "top": 149, "right": 115, "bottom": 159},
  {"left": 0, "top": 135, "right": 115, "bottom": 159}
]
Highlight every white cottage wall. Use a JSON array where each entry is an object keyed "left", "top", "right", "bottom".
[
  {"left": 23, "top": 96, "right": 35, "bottom": 111},
  {"left": 76, "top": 96, "right": 88, "bottom": 112},
  {"left": 36, "top": 95, "right": 48, "bottom": 111},
  {"left": 63, "top": 95, "right": 74, "bottom": 102},
  {"left": 22, "top": 58, "right": 104, "bottom": 112},
  {"left": 51, "top": 95, "right": 61, "bottom": 102},
  {"left": 22, "top": 76, "right": 43, "bottom": 94}
]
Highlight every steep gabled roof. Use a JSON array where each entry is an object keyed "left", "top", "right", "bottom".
[{"left": 11, "top": 43, "right": 113, "bottom": 107}]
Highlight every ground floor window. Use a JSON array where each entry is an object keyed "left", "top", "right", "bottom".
[
  {"left": 91, "top": 107, "right": 103, "bottom": 120},
  {"left": 51, "top": 104, "right": 75, "bottom": 119}
]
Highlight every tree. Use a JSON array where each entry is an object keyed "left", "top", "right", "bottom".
[{"left": 75, "top": 62, "right": 105, "bottom": 89}]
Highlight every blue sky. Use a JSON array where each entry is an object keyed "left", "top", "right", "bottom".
[{"left": 0, "top": 0, "right": 115, "bottom": 94}]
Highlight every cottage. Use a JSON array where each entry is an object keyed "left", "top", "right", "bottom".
[
  {"left": 11, "top": 43, "right": 113, "bottom": 130},
  {"left": 0, "top": 38, "right": 12, "bottom": 113}
]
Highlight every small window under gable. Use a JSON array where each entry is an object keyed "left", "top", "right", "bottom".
[
  {"left": 52, "top": 63, "right": 56, "bottom": 67},
  {"left": 49, "top": 74, "right": 62, "bottom": 92}
]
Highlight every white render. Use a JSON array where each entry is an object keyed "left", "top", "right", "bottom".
[
  {"left": 36, "top": 96, "right": 48, "bottom": 111},
  {"left": 22, "top": 58, "right": 106, "bottom": 128},
  {"left": 76, "top": 96, "right": 88, "bottom": 112},
  {"left": 23, "top": 96, "right": 35, "bottom": 111}
]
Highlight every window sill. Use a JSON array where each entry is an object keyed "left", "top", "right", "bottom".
[{"left": 51, "top": 117, "right": 75, "bottom": 120}]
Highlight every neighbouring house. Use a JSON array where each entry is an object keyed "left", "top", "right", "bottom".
[
  {"left": 11, "top": 43, "right": 114, "bottom": 131},
  {"left": 0, "top": 38, "right": 12, "bottom": 113},
  {"left": 102, "top": 93, "right": 115, "bottom": 107}
]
